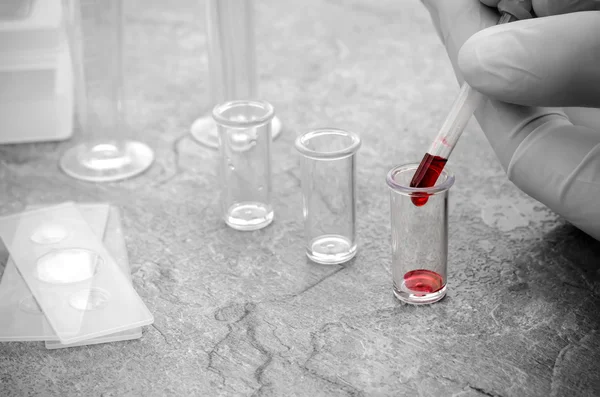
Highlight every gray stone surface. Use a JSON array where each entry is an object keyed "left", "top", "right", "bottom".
[{"left": 1, "top": 0, "right": 600, "bottom": 396}]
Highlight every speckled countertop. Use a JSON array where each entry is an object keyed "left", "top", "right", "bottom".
[{"left": 1, "top": 0, "right": 600, "bottom": 396}]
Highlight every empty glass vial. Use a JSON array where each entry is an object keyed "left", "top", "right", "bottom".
[
  {"left": 386, "top": 162, "right": 455, "bottom": 304},
  {"left": 212, "top": 100, "right": 274, "bottom": 231},
  {"left": 295, "top": 128, "right": 361, "bottom": 265}
]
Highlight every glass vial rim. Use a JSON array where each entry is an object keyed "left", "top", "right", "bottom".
[
  {"left": 294, "top": 128, "right": 361, "bottom": 160},
  {"left": 212, "top": 99, "right": 275, "bottom": 128},
  {"left": 386, "top": 162, "right": 455, "bottom": 196}
]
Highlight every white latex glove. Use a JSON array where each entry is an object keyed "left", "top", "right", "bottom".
[{"left": 421, "top": 0, "right": 600, "bottom": 241}]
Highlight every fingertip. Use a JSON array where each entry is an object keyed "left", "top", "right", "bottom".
[
  {"left": 457, "top": 30, "right": 504, "bottom": 96},
  {"left": 459, "top": 13, "right": 600, "bottom": 108},
  {"left": 458, "top": 23, "right": 548, "bottom": 104},
  {"left": 456, "top": 34, "right": 479, "bottom": 81}
]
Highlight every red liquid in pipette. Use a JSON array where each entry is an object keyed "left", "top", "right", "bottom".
[
  {"left": 409, "top": 153, "right": 447, "bottom": 206},
  {"left": 403, "top": 269, "right": 444, "bottom": 293}
]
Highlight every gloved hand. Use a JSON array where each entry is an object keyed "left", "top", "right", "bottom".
[{"left": 421, "top": 0, "right": 600, "bottom": 241}]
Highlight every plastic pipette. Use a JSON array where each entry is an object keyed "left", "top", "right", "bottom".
[{"left": 409, "top": 0, "right": 533, "bottom": 206}]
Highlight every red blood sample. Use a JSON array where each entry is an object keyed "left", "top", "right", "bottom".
[
  {"left": 403, "top": 269, "right": 444, "bottom": 293},
  {"left": 409, "top": 153, "right": 447, "bottom": 206}
]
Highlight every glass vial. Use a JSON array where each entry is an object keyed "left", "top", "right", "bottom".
[
  {"left": 295, "top": 128, "right": 361, "bottom": 265},
  {"left": 59, "top": 0, "right": 154, "bottom": 182},
  {"left": 190, "top": 0, "right": 282, "bottom": 149},
  {"left": 386, "top": 163, "right": 455, "bottom": 304},
  {"left": 212, "top": 100, "right": 274, "bottom": 231}
]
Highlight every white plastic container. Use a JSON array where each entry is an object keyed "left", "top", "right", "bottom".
[{"left": 0, "top": 0, "right": 74, "bottom": 144}]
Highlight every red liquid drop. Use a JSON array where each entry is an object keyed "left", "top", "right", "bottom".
[
  {"left": 403, "top": 269, "right": 444, "bottom": 293},
  {"left": 409, "top": 153, "right": 447, "bottom": 206}
]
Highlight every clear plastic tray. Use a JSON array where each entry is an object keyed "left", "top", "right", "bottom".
[
  {"left": 0, "top": 203, "right": 143, "bottom": 346},
  {"left": 46, "top": 204, "right": 142, "bottom": 349},
  {"left": 0, "top": 202, "right": 153, "bottom": 344}
]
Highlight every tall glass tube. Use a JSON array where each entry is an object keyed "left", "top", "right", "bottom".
[
  {"left": 295, "top": 129, "right": 361, "bottom": 265},
  {"left": 386, "top": 163, "right": 455, "bottom": 304},
  {"left": 59, "top": 0, "right": 154, "bottom": 182},
  {"left": 190, "top": 0, "right": 282, "bottom": 149},
  {"left": 212, "top": 100, "right": 274, "bottom": 231}
]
